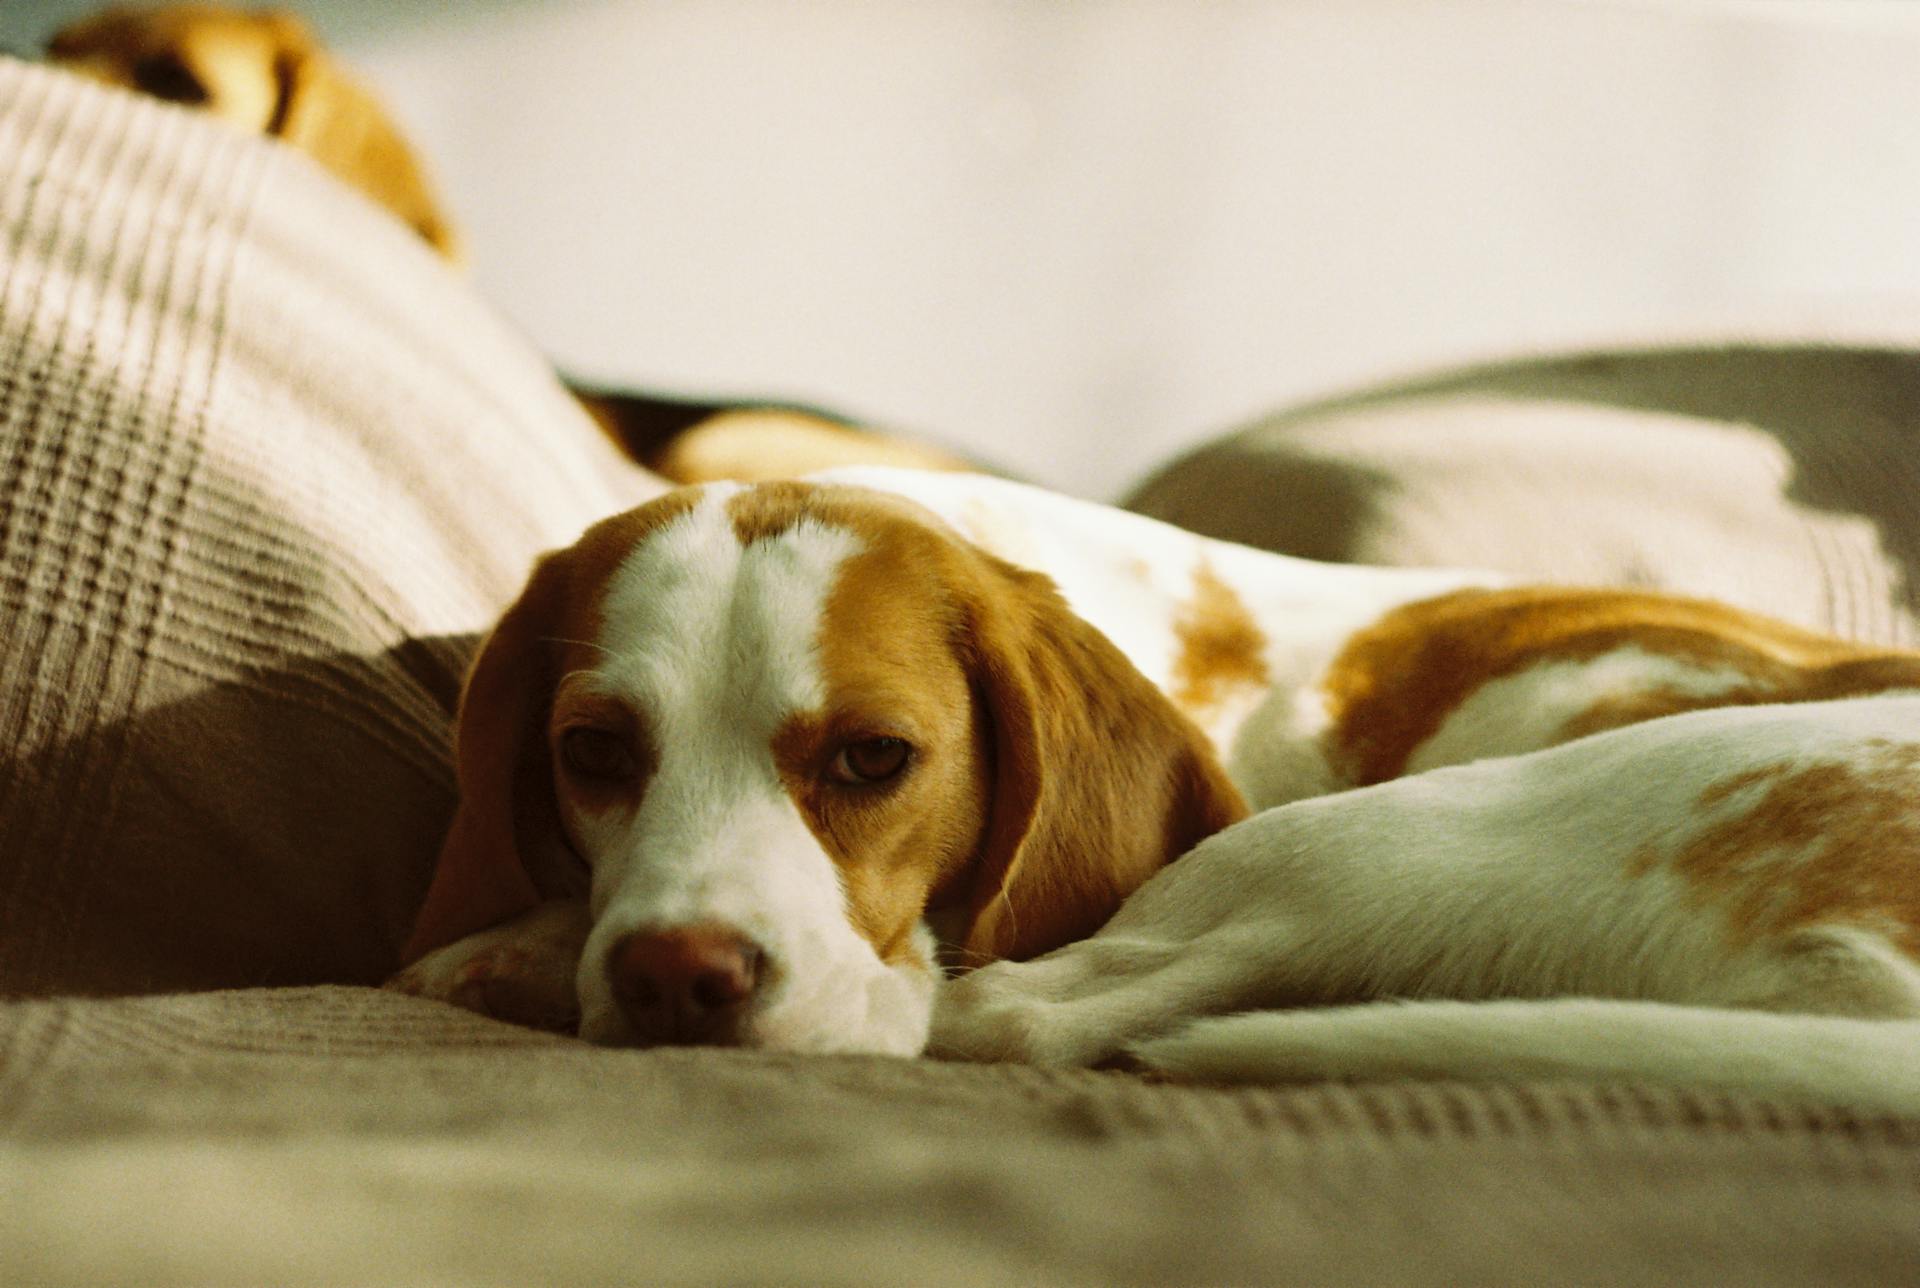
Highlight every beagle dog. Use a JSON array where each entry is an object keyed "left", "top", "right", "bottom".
[
  {"left": 43, "top": 4, "right": 981, "bottom": 487},
  {"left": 392, "top": 468, "right": 1920, "bottom": 1113}
]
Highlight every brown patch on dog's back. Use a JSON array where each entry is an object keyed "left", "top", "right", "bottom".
[
  {"left": 1322, "top": 587, "right": 1920, "bottom": 785},
  {"left": 1171, "top": 560, "right": 1270, "bottom": 722},
  {"left": 1650, "top": 742, "right": 1920, "bottom": 957}
]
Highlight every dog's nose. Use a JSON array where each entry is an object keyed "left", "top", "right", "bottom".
[{"left": 606, "top": 924, "right": 765, "bottom": 1044}]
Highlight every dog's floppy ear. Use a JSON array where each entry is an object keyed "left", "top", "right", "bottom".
[
  {"left": 948, "top": 554, "right": 1248, "bottom": 965},
  {"left": 402, "top": 552, "right": 577, "bottom": 963}
]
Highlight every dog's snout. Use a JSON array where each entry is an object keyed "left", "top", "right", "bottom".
[{"left": 606, "top": 924, "right": 765, "bottom": 1043}]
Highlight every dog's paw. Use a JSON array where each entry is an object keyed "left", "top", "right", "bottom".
[
  {"left": 386, "top": 940, "right": 578, "bottom": 1033},
  {"left": 925, "top": 963, "right": 1060, "bottom": 1064},
  {"left": 384, "top": 901, "right": 590, "bottom": 1034},
  {"left": 927, "top": 953, "right": 1145, "bottom": 1068}
]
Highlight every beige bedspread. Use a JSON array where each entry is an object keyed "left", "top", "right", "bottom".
[
  {"left": 7, "top": 987, "right": 1920, "bottom": 1286},
  {"left": 3, "top": 57, "right": 1919, "bottom": 1286}
]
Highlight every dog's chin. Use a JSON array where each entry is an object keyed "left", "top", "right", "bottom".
[{"left": 574, "top": 958, "right": 936, "bottom": 1057}]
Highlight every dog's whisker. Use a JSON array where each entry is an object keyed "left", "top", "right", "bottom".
[{"left": 540, "top": 635, "right": 612, "bottom": 656}]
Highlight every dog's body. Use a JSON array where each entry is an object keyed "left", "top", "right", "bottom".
[
  {"left": 390, "top": 467, "right": 1920, "bottom": 1111},
  {"left": 53, "top": 7, "right": 1920, "bottom": 1109}
]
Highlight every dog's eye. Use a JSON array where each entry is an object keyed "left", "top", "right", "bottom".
[
  {"left": 828, "top": 737, "right": 911, "bottom": 786},
  {"left": 131, "top": 53, "right": 210, "bottom": 105},
  {"left": 560, "top": 727, "right": 637, "bottom": 782}
]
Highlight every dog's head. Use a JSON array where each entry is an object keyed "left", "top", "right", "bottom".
[
  {"left": 405, "top": 481, "right": 1246, "bottom": 1053},
  {"left": 47, "top": 5, "right": 460, "bottom": 256}
]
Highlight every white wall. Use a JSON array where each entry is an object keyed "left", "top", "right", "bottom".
[{"left": 11, "top": 2, "right": 1920, "bottom": 498}]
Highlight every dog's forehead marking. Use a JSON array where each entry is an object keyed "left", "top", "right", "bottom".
[{"left": 591, "top": 485, "right": 866, "bottom": 726}]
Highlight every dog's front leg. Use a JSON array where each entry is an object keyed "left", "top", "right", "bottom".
[
  {"left": 931, "top": 698, "right": 1920, "bottom": 1070},
  {"left": 385, "top": 899, "right": 592, "bottom": 1033},
  {"left": 929, "top": 702, "right": 1848, "bottom": 1069},
  {"left": 928, "top": 792, "right": 1393, "bottom": 1068}
]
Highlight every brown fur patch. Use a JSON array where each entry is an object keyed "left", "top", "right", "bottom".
[
  {"left": 1652, "top": 742, "right": 1920, "bottom": 957},
  {"left": 771, "top": 520, "right": 992, "bottom": 966},
  {"left": 1322, "top": 587, "right": 1920, "bottom": 785},
  {"left": 935, "top": 535, "right": 1248, "bottom": 964},
  {"left": 1171, "top": 560, "right": 1270, "bottom": 721}
]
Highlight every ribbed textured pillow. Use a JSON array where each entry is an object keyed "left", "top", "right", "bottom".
[{"left": 0, "top": 60, "right": 659, "bottom": 995}]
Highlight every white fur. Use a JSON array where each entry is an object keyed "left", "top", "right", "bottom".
[{"left": 570, "top": 488, "right": 935, "bottom": 1055}]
